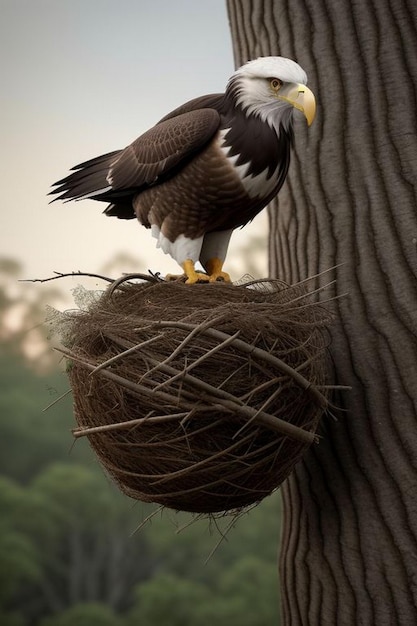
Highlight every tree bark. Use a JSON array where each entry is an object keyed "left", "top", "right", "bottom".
[{"left": 227, "top": 0, "right": 417, "bottom": 624}]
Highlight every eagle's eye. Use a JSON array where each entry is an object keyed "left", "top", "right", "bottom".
[{"left": 270, "top": 78, "right": 283, "bottom": 92}]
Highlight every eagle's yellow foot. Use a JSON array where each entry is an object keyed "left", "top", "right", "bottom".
[
  {"left": 205, "top": 257, "right": 231, "bottom": 283},
  {"left": 182, "top": 259, "right": 210, "bottom": 284}
]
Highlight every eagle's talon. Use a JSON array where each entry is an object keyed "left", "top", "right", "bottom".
[
  {"left": 208, "top": 272, "right": 231, "bottom": 283},
  {"left": 181, "top": 259, "right": 210, "bottom": 284},
  {"left": 185, "top": 274, "right": 210, "bottom": 284},
  {"left": 205, "top": 258, "right": 231, "bottom": 283}
]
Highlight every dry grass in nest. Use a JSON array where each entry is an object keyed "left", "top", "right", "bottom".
[{"left": 55, "top": 275, "right": 332, "bottom": 515}]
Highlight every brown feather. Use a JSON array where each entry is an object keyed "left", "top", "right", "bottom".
[{"left": 108, "top": 109, "right": 220, "bottom": 190}]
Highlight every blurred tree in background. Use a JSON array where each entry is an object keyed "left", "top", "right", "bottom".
[{"left": 0, "top": 257, "right": 282, "bottom": 625}]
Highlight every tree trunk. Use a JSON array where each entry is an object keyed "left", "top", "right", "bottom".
[{"left": 227, "top": 0, "right": 417, "bottom": 624}]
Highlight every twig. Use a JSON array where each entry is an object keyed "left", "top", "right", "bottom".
[
  {"left": 153, "top": 320, "right": 328, "bottom": 409},
  {"left": 90, "top": 335, "right": 162, "bottom": 375},
  {"left": 204, "top": 512, "right": 244, "bottom": 564},
  {"left": 20, "top": 271, "right": 114, "bottom": 284},
  {"left": 152, "top": 331, "right": 241, "bottom": 392},
  {"left": 107, "top": 272, "right": 161, "bottom": 296},
  {"left": 130, "top": 505, "right": 164, "bottom": 536},
  {"left": 141, "top": 312, "right": 230, "bottom": 381},
  {"left": 72, "top": 412, "right": 190, "bottom": 438},
  {"left": 42, "top": 388, "right": 73, "bottom": 412}
]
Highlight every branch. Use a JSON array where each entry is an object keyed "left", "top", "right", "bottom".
[
  {"left": 19, "top": 271, "right": 114, "bottom": 284},
  {"left": 19, "top": 269, "right": 163, "bottom": 286}
]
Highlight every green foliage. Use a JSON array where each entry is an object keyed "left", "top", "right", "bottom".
[
  {"left": 125, "top": 557, "right": 279, "bottom": 626},
  {"left": 125, "top": 574, "right": 212, "bottom": 626},
  {"left": 0, "top": 347, "right": 90, "bottom": 482},
  {"left": 0, "top": 611, "right": 26, "bottom": 626},
  {"left": 0, "top": 529, "right": 41, "bottom": 604},
  {"left": 211, "top": 556, "right": 279, "bottom": 625},
  {"left": 39, "top": 603, "right": 122, "bottom": 626}
]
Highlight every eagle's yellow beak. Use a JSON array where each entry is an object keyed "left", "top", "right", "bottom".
[{"left": 278, "top": 84, "right": 316, "bottom": 126}]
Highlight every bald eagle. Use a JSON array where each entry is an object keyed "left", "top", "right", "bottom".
[{"left": 50, "top": 56, "right": 316, "bottom": 283}]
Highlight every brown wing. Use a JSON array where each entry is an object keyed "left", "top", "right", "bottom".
[
  {"left": 106, "top": 108, "right": 220, "bottom": 190},
  {"left": 49, "top": 107, "right": 220, "bottom": 215}
]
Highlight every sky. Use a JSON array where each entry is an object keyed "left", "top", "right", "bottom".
[{"left": 0, "top": 0, "right": 268, "bottom": 285}]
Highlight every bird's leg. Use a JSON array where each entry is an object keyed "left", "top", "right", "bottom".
[
  {"left": 163, "top": 235, "right": 208, "bottom": 283},
  {"left": 200, "top": 230, "right": 233, "bottom": 283},
  {"left": 182, "top": 259, "right": 210, "bottom": 284},
  {"left": 205, "top": 257, "right": 231, "bottom": 283}
]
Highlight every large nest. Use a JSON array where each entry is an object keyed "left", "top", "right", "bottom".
[{"left": 56, "top": 276, "right": 331, "bottom": 515}]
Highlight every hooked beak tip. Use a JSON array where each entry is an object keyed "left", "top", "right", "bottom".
[{"left": 279, "top": 84, "right": 316, "bottom": 126}]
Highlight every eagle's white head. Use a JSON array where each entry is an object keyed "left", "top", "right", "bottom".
[{"left": 227, "top": 56, "right": 316, "bottom": 130}]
